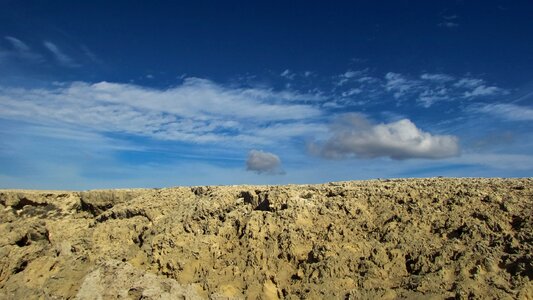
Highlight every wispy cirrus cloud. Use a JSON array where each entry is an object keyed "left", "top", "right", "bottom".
[
  {"left": 331, "top": 70, "right": 508, "bottom": 107},
  {"left": 336, "top": 69, "right": 369, "bottom": 86},
  {"left": 454, "top": 78, "right": 484, "bottom": 88},
  {"left": 420, "top": 73, "right": 455, "bottom": 82},
  {"left": 438, "top": 15, "right": 459, "bottom": 28},
  {"left": 0, "top": 78, "right": 324, "bottom": 145},
  {"left": 464, "top": 85, "right": 506, "bottom": 98},
  {"left": 280, "top": 69, "right": 316, "bottom": 82},
  {"left": 280, "top": 69, "right": 296, "bottom": 80},
  {"left": 80, "top": 44, "right": 103, "bottom": 65},
  {"left": 385, "top": 72, "right": 420, "bottom": 99},
  {"left": 1, "top": 36, "right": 44, "bottom": 64},
  {"left": 43, "top": 41, "right": 79, "bottom": 67},
  {"left": 449, "top": 153, "right": 533, "bottom": 171},
  {"left": 439, "top": 21, "right": 459, "bottom": 28},
  {"left": 471, "top": 103, "right": 533, "bottom": 121},
  {"left": 1, "top": 36, "right": 92, "bottom": 69},
  {"left": 5, "top": 36, "right": 31, "bottom": 52}
]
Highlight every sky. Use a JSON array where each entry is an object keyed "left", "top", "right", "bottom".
[{"left": 0, "top": 0, "right": 532, "bottom": 189}]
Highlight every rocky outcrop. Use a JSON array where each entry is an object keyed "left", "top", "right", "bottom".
[{"left": 0, "top": 178, "right": 532, "bottom": 299}]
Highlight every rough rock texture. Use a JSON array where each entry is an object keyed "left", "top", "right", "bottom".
[{"left": 0, "top": 178, "right": 532, "bottom": 299}]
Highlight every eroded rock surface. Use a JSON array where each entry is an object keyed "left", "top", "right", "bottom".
[{"left": 0, "top": 178, "right": 532, "bottom": 299}]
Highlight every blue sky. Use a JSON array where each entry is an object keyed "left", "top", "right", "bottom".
[{"left": 1, "top": 0, "right": 532, "bottom": 189}]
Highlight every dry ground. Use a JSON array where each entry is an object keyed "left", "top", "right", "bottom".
[{"left": 0, "top": 178, "right": 532, "bottom": 299}]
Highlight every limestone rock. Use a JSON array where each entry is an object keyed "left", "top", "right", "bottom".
[{"left": 0, "top": 178, "right": 531, "bottom": 299}]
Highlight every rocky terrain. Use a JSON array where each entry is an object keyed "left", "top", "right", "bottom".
[{"left": 0, "top": 178, "right": 532, "bottom": 299}]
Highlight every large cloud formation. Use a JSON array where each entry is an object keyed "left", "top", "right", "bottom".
[
  {"left": 310, "top": 113, "right": 460, "bottom": 160},
  {"left": 0, "top": 78, "right": 323, "bottom": 145},
  {"left": 246, "top": 150, "right": 284, "bottom": 174}
]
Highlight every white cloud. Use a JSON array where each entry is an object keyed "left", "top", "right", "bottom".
[
  {"left": 341, "top": 88, "right": 362, "bottom": 97},
  {"left": 329, "top": 70, "right": 507, "bottom": 108},
  {"left": 335, "top": 69, "right": 368, "bottom": 86},
  {"left": 385, "top": 73, "right": 506, "bottom": 105},
  {"left": 443, "top": 15, "right": 458, "bottom": 20},
  {"left": 439, "top": 15, "right": 459, "bottom": 28},
  {"left": 0, "top": 78, "right": 323, "bottom": 145},
  {"left": 356, "top": 76, "right": 377, "bottom": 83},
  {"left": 439, "top": 22, "right": 459, "bottom": 28},
  {"left": 81, "top": 45, "right": 100, "bottom": 63},
  {"left": 418, "top": 88, "right": 449, "bottom": 107},
  {"left": 384, "top": 72, "right": 419, "bottom": 98},
  {"left": 252, "top": 122, "right": 327, "bottom": 141},
  {"left": 420, "top": 73, "right": 455, "bottom": 82},
  {"left": 5, "top": 36, "right": 30, "bottom": 52},
  {"left": 43, "top": 41, "right": 79, "bottom": 67},
  {"left": 322, "top": 101, "right": 343, "bottom": 109},
  {"left": 472, "top": 103, "right": 533, "bottom": 121},
  {"left": 310, "top": 113, "right": 460, "bottom": 160},
  {"left": 464, "top": 85, "right": 505, "bottom": 98},
  {"left": 454, "top": 78, "right": 484, "bottom": 88},
  {"left": 1, "top": 36, "right": 44, "bottom": 63},
  {"left": 280, "top": 69, "right": 295, "bottom": 80},
  {"left": 246, "top": 150, "right": 284, "bottom": 174},
  {"left": 342, "top": 70, "right": 364, "bottom": 78}
]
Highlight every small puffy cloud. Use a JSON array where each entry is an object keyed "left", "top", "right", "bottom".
[
  {"left": 246, "top": 150, "right": 284, "bottom": 174},
  {"left": 310, "top": 113, "right": 460, "bottom": 160}
]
